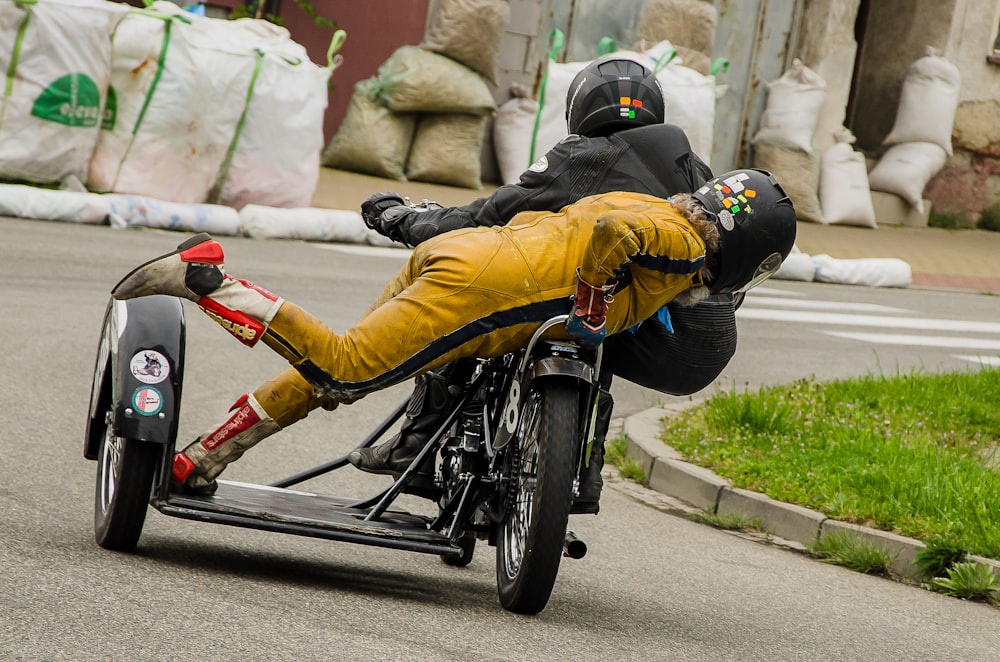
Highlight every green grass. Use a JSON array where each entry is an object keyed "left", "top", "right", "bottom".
[
  {"left": 661, "top": 369, "right": 1000, "bottom": 560},
  {"left": 807, "top": 531, "right": 896, "bottom": 576},
  {"left": 605, "top": 435, "right": 646, "bottom": 484},
  {"left": 925, "top": 562, "right": 999, "bottom": 602}
]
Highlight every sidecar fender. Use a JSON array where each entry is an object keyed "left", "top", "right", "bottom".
[{"left": 83, "top": 296, "right": 186, "bottom": 460}]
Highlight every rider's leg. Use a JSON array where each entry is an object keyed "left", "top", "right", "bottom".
[
  {"left": 170, "top": 369, "right": 329, "bottom": 494},
  {"left": 112, "top": 235, "right": 339, "bottom": 491},
  {"left": 574, "top": 372, "right": 613, "bottom": 512},
  {"left": 347, "top": 359, "right": 475, "bottom": 477}
]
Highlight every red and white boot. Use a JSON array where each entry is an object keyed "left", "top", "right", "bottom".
[
  {"left": 171, "top": 393, "right": 281, "bottom": 494},
  {"left": 111, "top": 233, "right": 283, "bottom": 347}
]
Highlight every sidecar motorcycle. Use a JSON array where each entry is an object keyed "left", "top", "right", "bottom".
[{"left": 84, "top": 295, "right": 603, "bottom": 614}]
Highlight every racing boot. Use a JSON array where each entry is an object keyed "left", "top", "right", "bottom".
[
  {"left": 572, "top": 387, "right": 613, "bottom": 514},
  {"left": 347, "top": 368, "right": 464, "bottom": 499},
  {"left": 111, "top": 233, "right": 283, "bottom": 348},
  {"left": 171, "top": 392, "right": 281, "bottom": 495}
]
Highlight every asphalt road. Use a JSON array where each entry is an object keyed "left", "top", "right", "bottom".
[{"left": 2, "top": 218, "right": 998, "bottom": 660}]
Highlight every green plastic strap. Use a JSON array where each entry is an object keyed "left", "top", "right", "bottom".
[
  {"left": 131, "top": 18, "right": 173, "bottom": 137},
  {"left": 529, "top": 29, "right": 564, "bottom": 163},
  {"left": 107, "top": 15, "right": 175, "bottom": 191},
  {"left": 207, "top": 49, "right": 264, "bottom": 203},
  {"left": 326, "top": 29, "right": 346, "bottom": 68},
  {"left": 131, "top": 7, "right": 193, "bottom": 24},
  {"left": 651, "top": 47, "right": 677, "bottom": 74},
  {"left": 1, "top": 3, "right": 32, "bottom": 131},
  {"left": 710, "top": 57, "right": 730, "bottom": 76},
  {"left": 597, "top": 37, "right": 616, "bottom": 55}
]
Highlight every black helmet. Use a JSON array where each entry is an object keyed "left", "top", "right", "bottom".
[
  {"left": 692, "top": 169, "right": 797, "bottom": 294},
  {"left": 565, "top": 56, "right": 665, "bottom": 137}
]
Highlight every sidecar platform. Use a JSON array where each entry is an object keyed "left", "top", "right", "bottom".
[{"left": 153, "top": 480, "right": 463, "bottom": 557}]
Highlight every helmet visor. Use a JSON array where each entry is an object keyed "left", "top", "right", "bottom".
[{"left": 735, "top": 251, "right": 784, "bottom": 293}]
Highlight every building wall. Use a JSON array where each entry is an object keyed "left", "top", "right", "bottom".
[
  {"left": 926, "top": 0, "right": 1000, "bottom": 218},
  {"left": 277, "top": 0, "right": 430, "bottom": 145}
]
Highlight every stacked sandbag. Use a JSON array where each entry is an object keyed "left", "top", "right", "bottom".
[
  {"left": 0, "top": 0, "right": 127, "bottom": 185},
  {"left": 88, "top": 1, "right": 336, "bottom": 209},
  {"left": 324, "top": 0, "right": 507, "bottom": 189},
  {"left": 819, "top": 128, "right": 876, "bottom": 228},
  {"left": 867, "top": 47, "right": 959, "bottom": 214},
  {"left": 751, "top": 59, "right": 827, "bottom": 223},
  {"left": 634, "top": 0, "right": 718, "bottom": 75}
]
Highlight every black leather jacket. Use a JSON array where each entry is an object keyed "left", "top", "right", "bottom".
[{"left": 390, "top": 123, "right": 714, "bottom": 246}]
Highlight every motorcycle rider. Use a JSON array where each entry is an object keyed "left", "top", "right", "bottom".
[
  {"left": 111, "top": 170, "right": 796, "bottom": 496},
  {"left": 349, "top": 56, "right": 738, "bottom": 511}
]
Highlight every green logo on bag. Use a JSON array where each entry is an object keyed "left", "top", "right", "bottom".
[
  {"left": 31, "top": 73, "right": 101, "bottom": 127},
  {"left": 102, "top": 85, "right": 117, "bottom": 131}
]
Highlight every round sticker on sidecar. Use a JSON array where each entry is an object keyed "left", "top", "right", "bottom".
[{"left": 129, "top": 350, "right": 169, "bottom": 384}]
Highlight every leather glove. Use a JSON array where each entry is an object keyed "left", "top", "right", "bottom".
[
  {"left": 361, "top": 191, "right": 406, "bottom": 233},
  {"left": 566, "top": 269, "right": 613, "bottom": 348}
]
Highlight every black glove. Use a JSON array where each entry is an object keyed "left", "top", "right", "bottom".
[{"left": 361, "top": 192, "right": 405, "bottom": 231}]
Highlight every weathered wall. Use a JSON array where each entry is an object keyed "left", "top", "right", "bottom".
[
  {"left": 848, "top": 0, "right": 958, "bottom": 151},
  {"left": 793, "top": 0, "right": 861, "bottom": 153}
]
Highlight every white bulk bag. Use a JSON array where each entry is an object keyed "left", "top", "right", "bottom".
[
  {"left": 883, "top": 47, "right": 960, "bottom": 156},
  {"left": 213, "top": 23, "right": 337, "bottom": 210},
  {"left": 493, "top": 94, "right": 539, "bottom": 185},
  {"left": 88, "top": 5, "right": 259, "bottom": 203},
  {"left": 643, "top": 41, "right": 719, "bottom": 161},
  {"left": 752, "top": 59, "right": 826, "bottom": 154},
  {"left": 819, "top": 128, "right": 876, "bottom": 228},
  {"left": 0, "top": 0, "right": 126, "bottom": 184}
]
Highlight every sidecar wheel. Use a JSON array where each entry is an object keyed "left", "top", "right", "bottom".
[
  {"left": 94, "top": 410, "right": 160, "bottom": 552},
  {"left": 496, "top": 379, "right": 578, "bottom": 614}
]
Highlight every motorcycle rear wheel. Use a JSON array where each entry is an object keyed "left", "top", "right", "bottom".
[
  {"left": 496, "top": 379, "right": 578, "bottom": 614},
  {"left": 94, "top": 408, "right": 159, "bottom": 552}
]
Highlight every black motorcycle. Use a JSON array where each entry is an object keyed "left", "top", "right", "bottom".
[{"left": 84, "top": 295, "right": 602, "bottom": 614}]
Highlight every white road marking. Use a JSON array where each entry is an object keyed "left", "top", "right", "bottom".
[
  {"left": 748, "top": 286, "right": 803, "bottom": 297},
  {"left": 952, "top": 354, "right": 1000, "bottom": 366},
  {"left": 825, "top": 331, "right": 1000, "bottom": 351},
  {"left": 744, "top": 296, "right": 911, "bottom": 314},
  {"left": 736, "top": 308, "right": 1000, "bottom": 334},
  {"left": 312, "top": 243, "right": 411, "bottom": 258}
]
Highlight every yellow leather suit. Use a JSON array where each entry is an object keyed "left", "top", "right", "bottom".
[{"left": 254, "top": 191, "right": 707, "bottom": 428}]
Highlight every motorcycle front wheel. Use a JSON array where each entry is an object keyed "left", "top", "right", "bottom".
[
  {"left": 94, "top": 407, "right": 160, "bottom": 552},
  {"left": 496, "top": 378, "right": 579, "bottom": 614}
]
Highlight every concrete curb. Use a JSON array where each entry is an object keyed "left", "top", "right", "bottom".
[{"left": 620, "top": 406, "right": 1000, "bottom": 587}]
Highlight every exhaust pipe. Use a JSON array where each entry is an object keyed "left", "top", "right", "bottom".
[{"left": 563, "top": 530, "right": 587, "bottom": 559}]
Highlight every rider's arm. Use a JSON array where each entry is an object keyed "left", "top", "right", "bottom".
[
  {"left": 578, "top": 209, "right": 707, "bottom": 293},
  {"left": 389, "top": 137, "right": 591, "bottom": 246}
]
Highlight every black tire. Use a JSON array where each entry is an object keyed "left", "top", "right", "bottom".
[
  {"left": 496, "top": 379, "right": 579, "bottom": 614},
  {"left": 94, "top": 407, "right": 160, "bottom": 552}
]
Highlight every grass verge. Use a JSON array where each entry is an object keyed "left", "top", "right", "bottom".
[{"left": 659, "top": 369, "right": 1000, "bottom": 560}]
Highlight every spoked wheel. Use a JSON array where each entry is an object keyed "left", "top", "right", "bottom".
[
  {"left": 496, "top": 379, "right": 579, "bottom": 614},
  {"left": 94, "top": 407, "right": 161, "bottom": 552}
]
